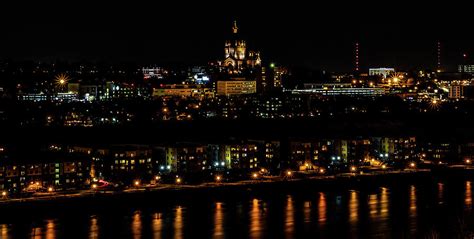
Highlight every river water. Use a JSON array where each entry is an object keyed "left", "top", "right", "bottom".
[{"left": 1, "top": 177, "right": 474, "bottom": 238}]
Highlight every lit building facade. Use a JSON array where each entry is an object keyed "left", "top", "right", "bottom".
[
  {"left": 221, "top": 21, "right": 261, "bottom": 74},
  {"left": 289, "top": 83, "right": 386, "bottom": 96},
  {"left": 369, "top": 68, "right": 395, "bottom": 78},
  {"left": 458, "top": 65, "right": 474, "bottom": 73},
  {"left": 217, "top": 79, "right": 257, "bottom": 96},
  {"left": 152, "top": 84, "right": 214, "bottom": 98},
  {"left": 449, "top": 84, "right": 464, "bottom": 99}
]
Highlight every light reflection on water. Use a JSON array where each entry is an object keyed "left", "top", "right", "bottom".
[
  {"left": 2, "top": 179, "right": 474, "bottom": 238},
  {"left": 249, "top": 199, "right": 262, "bottom": 239},
  {"left": 45, "top": 219, "right": 55, "bottom": 239},
  {"left": 131, "top": 211, "right": 141, "bottom": 239},
  {"left": 285, "top": 196, "right": 294, "bottom": 239},
  {"left": 152, "top": 213, "right": 162, "bottom": 239},
  {"left": 89, "top": 216, "right": 99, "bottom": 239},
  {"left": 368, "top": 193, "right": 378, "bottom": 219},
  {"left": 380, "top": 187, "right": 389, "bottom": 219},
  {"left": 409, "top": 184, "right": 417, "bottom": 235},
  {"left": 1, "top": 224, "right": 8, "bottom": 239},
  {"left": 438, "top": 182, "right": 444, "bottom": 204},
  {"left": 303, "top": 201, "right": 311, "bottom": 223},
  {"left": 213, "top": 202, "right": 224, "bottom": 239},
  {"left": 174, "top": 206, "right": 183, "bottom": 239},
  {"left": 318, "top": 192, "right": 327, "bottom": 224},
  {"left": 349, "top": 190, "right": 358, "bottom": 223},
  {"left": 466, "top": 181, "right": 472, "bottom": 208}
]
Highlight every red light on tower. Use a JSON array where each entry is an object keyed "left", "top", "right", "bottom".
[
  {"left": 437, "top": 41, "right": 441, "bottom": 70},
  {"left": 355, "top": 42, "right": 359, "bottom": 72}
]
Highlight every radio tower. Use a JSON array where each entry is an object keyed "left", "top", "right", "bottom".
[
  {"left": 437, "top": 41, "right": 441, "bottom": 72},
  {"left": 355, "top": 42, "right": 360, "bottom": 72}
]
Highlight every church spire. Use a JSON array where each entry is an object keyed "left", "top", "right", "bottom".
[{"left": 232, "top": 20, "right": 238, "bottom": 34}]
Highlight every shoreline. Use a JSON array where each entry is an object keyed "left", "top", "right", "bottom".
[{"left": 0, "top": 169, "right": 451, "bottom": 214}]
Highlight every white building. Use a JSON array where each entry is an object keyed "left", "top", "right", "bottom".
[{"left": 369, "top": 68, "right": 395, "bottom": 78}]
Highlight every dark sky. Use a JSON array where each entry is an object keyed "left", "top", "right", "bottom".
[{"left": 0, "top": 1, "right": 473, "bottom": 72}]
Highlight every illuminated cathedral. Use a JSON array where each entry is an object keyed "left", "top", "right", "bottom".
[{"left": 221, "top": 21, "right": 261, "bottom": 74}]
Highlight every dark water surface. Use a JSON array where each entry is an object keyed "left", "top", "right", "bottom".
[{"left": 1, "top": 177, "right": 474, "bottom": 239}]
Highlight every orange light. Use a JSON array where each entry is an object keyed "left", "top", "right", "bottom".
[
  {"left": 252, "top": 173, "right": 258, "bottom": 178},
  {"left": 134, "top": 180, "right": 140, "bottom": 186},
  {"left": 92, "top": 184, "right": 97, "bottom": 189},
  {"left": 287, "top": 171, "right": 292, "bottom": 176},
  {"left": 176, "top": 178, "right": 182, "bottom": 183},
  {"left": 410, "top": 162, "right": 416, "bottom": 168},
  {"left": 216, "top": 176, "right": 221, "bottom": 181},
  {"left": 48, "top": 187, "right": 53, "bottom": 192},
  {"left": 319, "top": 168, "right": 325, "bottom": 174},
  {"left": 350, "top": 166, "right": 357, "bottom": 172},
  {"left": 466, "top": 159, "right": 471, "bottom": 164}
]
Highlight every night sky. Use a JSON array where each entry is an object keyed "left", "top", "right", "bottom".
[{"left": 0, "top": 1, "right": 473, "bottom": 72}]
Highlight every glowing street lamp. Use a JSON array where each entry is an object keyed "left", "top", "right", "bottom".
[
  {"left": 176, "top": 178, "right": 182, "bottom": 184},
  {"left": 48, "top": 187, "right": 53, "bottom": 192},
  {"left": 382, "top": 165, "right": 387, "bottom": 169},
  {"left": 92, "top": 184, "right": 97, "bottom": 189},
  {"left": 286, "top": 171, "right": 292, "bottom": 176},
  {"left": 466, "top": 159, "right": 472, "bottom": 164},
  {"left": 215, "top": 176, "right": 222, "bottom": 182},
  {"left": 409, "top": 162, "right": 416, "bottom": 168},
  {"left": 54, "top": 73, "right": 70, "bottom": 91},
  {"left": 319, "top": 168, "right": 325, "bottom": 174},
  {"left": 252, "top": 173, "right": 258, "bottom": 179},
  {"left": 350, "top": 166, "right": 357, "bottom": 172},
  {"left": 134, "top": 180, "right": 140, "bottom": 186}
]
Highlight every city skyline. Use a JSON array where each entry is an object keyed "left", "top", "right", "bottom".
[{"left": 1, "top": 2, "right": 474, "bottom": 72}]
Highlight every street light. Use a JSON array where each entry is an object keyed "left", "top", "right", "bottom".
[
  {"left": 176, "top": 178, "right": 182, "bottom": 184},
  {"left": 216, "top": 176, "right": 221, "bottom": 182},
  {"left": 252, "top": 173, "right": 258, "bottom": 179},
  {"left": 350, "top": 166, "right": 357, "bottom": 172},
  {"left": 319, "top": 168, "right": 325, "bottom": 174},
  {"left": 92, "top": 184, "right": 97, "bottom": 189},
  {"left": 382, "top": 165, "right": 387, "bottom": 169},
  {"left": 466, "top": 159, "right": 472, "bottom": 164},
  {"left": 48, "top": 187, "right": 53, "bottom": 192},
  {"left": 134, "top": 180, "right": 140, "bottom": 186},
  {"left": 410, "top": 162, "right": 416, "bottom": 168}
]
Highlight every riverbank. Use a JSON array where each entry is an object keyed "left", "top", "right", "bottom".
[{"left": 0, "top": 169, "right": 449, "bottom": 216}]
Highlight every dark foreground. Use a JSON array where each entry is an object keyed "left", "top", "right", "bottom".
[{"left": 0, "top": 170, "right": 474, "bottom": 238}]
